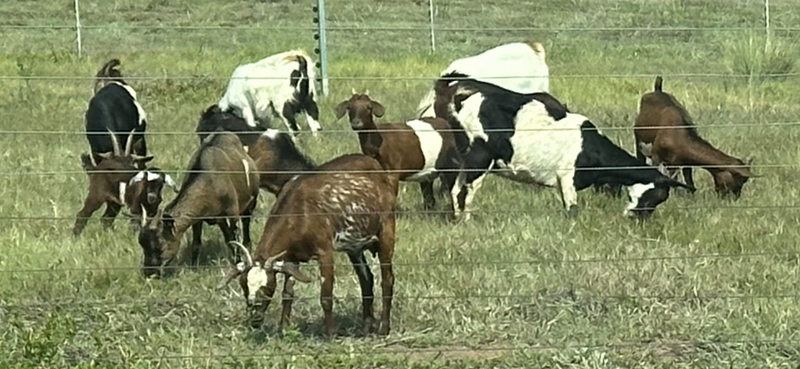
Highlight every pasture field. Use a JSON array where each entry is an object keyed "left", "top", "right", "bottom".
[{"left": 2, "top": 0, "right": 800, "bottom": 367}]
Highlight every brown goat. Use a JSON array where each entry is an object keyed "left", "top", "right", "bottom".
[
  {"left": 334, "top": 89, "right": 461, "bottom": 213},
  {"left": 247, "top": 128, "right": 317, "bottom": 195},
  {"left": 72, "top": 131, "right": 154, "bottom": 236},
  {"left": 137, "top": 130, "right": 260, "bottom": 278},
  {"left": 218, "top": 153, "right": 399, "bottom": 337},
  {"left": 634, "top": 76, "right": 759, "bottom": 198}
]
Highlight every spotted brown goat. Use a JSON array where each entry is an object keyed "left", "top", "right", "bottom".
[
  {"left": 138, "top": 130, "right": 259, "bottom": 278},
  {"left": 218, "top": 153, "right": 399, "bottom": 337},
  {"left": 634, "top": 76, "right": 759, "bottom": 198},
  {"left": 72, "top": 130, "right": 155, "bottom": 236},
  {"left": 334, "top": 89, "right": 461, "bottom": 213}
]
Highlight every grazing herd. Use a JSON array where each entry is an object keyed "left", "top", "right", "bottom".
[{"left": 71, "top": 40, "right": 758, "bottom": 337}]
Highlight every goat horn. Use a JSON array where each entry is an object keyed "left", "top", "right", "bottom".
[
  {"left": 264, "top": 250, "right": 288, "bottom": 269},
  {"left": 124, "top": 129, "right": 135, "bottom": 157},
  {"left": 351, "top": 87, "right": 357, "bottom": 95},
  {"left": 364, "top": 89, "right": 370, "bottom": 96},
  {"left": 107, "top": 128, "right": 122, "bottom": 157},
  {"left": 140, "top": 205, "right": 148, "bottom": 227},
  {"left": 228, "top": 241, "right": 254, "bottom": 266},
  {"left": 216, "top": 266, "right": 243, "bottom": 291}
]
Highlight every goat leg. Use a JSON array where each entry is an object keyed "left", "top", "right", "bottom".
[
  {"left": 318, "top": 251, "right": 336, "bottom": 338},
  {"left": 100, "top": 202, "right": 122, "bottom": 230},
  {"left": 681, "top": 167, "right": 696, "bottom": 192},
  {"left": 419, "top": 181, "right": 436, "bottom": 211},
  {"left": 190, "top": 223, "right": 203, "bottom": 266},
  {"left": 279, "top": 277, "right": 295, "bottom": 333},
  {"left": 376, "top": 217, "right": 396, "bottom": 336},
  {"left": 348, "top": 252, "right": 375, "bottom": 336},
  {"left": 72, "top": 194, "right": 105, "bottom": 236}
]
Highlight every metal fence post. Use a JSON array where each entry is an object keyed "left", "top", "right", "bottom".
[
  {"left": 74, "top": 0, "right": 83, "bottom": 58},
  {"left": 313, "top": 0, "right": 329, "bottom": 97},
  {"left": 428, "top": 0, "right": 436, "bottom": 52}
]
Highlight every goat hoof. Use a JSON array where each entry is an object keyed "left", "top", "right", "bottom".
[
  {"left": 566, "top": 206, "right": 580, "bottom": 218},
  {"left": 377, "top": 322, "right": 390, "bottom": 336}
]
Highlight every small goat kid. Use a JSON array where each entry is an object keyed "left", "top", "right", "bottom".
[
  {"left": 86, "top": 59, "right": 149, "bottom": 168},
  {"left": 433, "top": 74, "right": 695, "bottom": 220},
  {"left": 634, "top": 76, "right": 758, "bottom": 199},
  {"left": 138, "top": 131, "right": 260, "bottom": 278},
  {"left": 334, "top": 90, "right": 461, "bottom": 212},
  {"left": 218, "top": 154, "right": 399, "bottom": 337},
  {"left": 416, "top": 40, "right": 550, "bottom": 118},
  {"left": 217, "top": 50, "right": 321, "bottom": 136},
  {"left": 125, "top": 167, "right": 178, "bottom": 224},
  {"left": 72, "top": 131, "right": 155, "bottom": 236}
]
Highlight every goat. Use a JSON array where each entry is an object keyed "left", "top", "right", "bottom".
[
  {"left": 217, "top": 49, "right": 322, "bottom": 136},
  {"left": 86, "top": 59, "right": 149, "bottom": 168},
  {"left": 195, "top": 104, "right": 265, "bottom": 149},
  {"left": 137, "top": 130, "right": 260, "bottom": 278},
  {"left": 195, "top": 105, "right": 317, "bottom": 196},
  {"left": 72, "top": 131, "right": 155, "bottom": 236},
  {"left": 124, "top": 167, "right": 178, "bottom": 228},
  {"left": 634, "top": 76, "right": 759, "bottom": 199},
  {"left": 334, "top": 89, "right": 461, "bottom": 213},
  {"left": 433, "top": 73, "right": 695, "bottom": 221},
  {"left": 416, "top": 40, "right": 550, "bottom": 118},
  {"left": 218, "top": 154, "right": 399, "bottom": 337}
]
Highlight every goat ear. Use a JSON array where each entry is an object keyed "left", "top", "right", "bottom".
[
  {"left": 163, "top": 174, "right": 179, "bottom": 193},
  {"left": 334, "top": 101, "right": 348, "bottom": 120},
  {"left": 130, "top": 171, "right": 146, "bottom": 185},
  {"left": 279, "top": 262, "right": 313, "bottom": 283},
  {"left": 97, "top": 152, "right": 114, "bottom": 160},
  {"left": 370, "top": 101, "right": 385, "bottom": 118},
  {"left": 132, "top": 155, "right": 154, "bottom": 164}
]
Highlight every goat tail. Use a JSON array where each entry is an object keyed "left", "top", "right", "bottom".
[
  {"left": 654, "top": 75, "right": 663, "bottom": 92},
  {"left": 94, "top": 59, "right": 123, "bottom": 94}
]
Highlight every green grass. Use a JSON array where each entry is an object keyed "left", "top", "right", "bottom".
[{"left": 2, "top": 0, "right": 800, "bottom": 367}]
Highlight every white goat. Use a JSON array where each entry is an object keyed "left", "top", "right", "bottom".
[
  {"left": 416, "top": 40, "right": 550, "bottom": 118},
  {"left": 218, "top": 49, "right": 322, "bottom": 136}
]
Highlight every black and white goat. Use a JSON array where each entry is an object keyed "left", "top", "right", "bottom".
[
  {"left": 217, "top": 50, "right": 321, "bottom": 136},
  {"left": 86, "top": 59, "right": 149, "bottom": 168},
  {"left": 433, "top": 73, "right": 695, "bottom": 220}
]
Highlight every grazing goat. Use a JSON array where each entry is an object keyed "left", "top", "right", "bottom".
[
  {"left": 137, "top": 131, "right": 260, "bottom": 278},
  {"left": 217, "top": 49, "right": 322, "bottom": 136},
  {"left": 248, "top": 129, "right": 317, "bottom": 195},
  {"left": 334, "top": 89, "right": 461, "bottom": 213},
  {"left": 416, "top": 40, "right": 550, "bottom": 118},
  {"left": 218, "top": 154, "right": 399, "bottom": 337},
  {"left": 86, "top": 59, "right": 149, "bottom": 168},
  {"left": 433, "top": 73, "right": 695, "bottom": 220},
  {"left": 72, "top": 131, "right": 155, "bottom": 236},
  {"left": 195, "top": 105, "right": 317, "bottom": 195},
  {"left": 634, "top": 76, "right": 759, "bottom": 199}
]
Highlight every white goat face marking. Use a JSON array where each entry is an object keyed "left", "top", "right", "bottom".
[
  {"left": 246, "top": 266, "right": 269, "bottom": 303},
  {"left": 118, "top": 182, "right": 127, "bottom": 202},
  {"left": 263, "top": 129, "right": 280, "bottom": 139},
  {"left": 164, "top": 174, "right": 176, "bottom": 187},
  {"left": 623, "top": 183, "right": 655, "bottom": 216},
  {"left": 638, "top": 142, "right": 653, "bottom": 157},
  {"left": 146, "top": 171, "right": 160, "bottom": 181}
]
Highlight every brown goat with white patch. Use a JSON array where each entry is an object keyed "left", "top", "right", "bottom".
[
  {"left": 137, "top": 130, "right": 260, "bottom": 278},
  {"left": 72, "top": 131, "right": 154, "bottom": 236},
  {"left": 218, "top": 153, "right": 399, "bottom": 337},
  {"left": 334, "top": 89, "right": 461, "bottom": 213},
  {"left": 634, "top": 76, "right": 759, "bottom": 198},
  {"left": 123, "top": 167, "right": 178, "bottom": 229}
]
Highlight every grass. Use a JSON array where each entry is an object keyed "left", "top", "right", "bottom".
[{"left": 1, "top": 0, "right": 800, "bottom": 367}]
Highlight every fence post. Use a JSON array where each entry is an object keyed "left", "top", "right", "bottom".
[
  {"left": 428, "top": 0, "right": 436, "bottom": 52},
  {"left": 313, "top": 0, "right": 329, "bottom": 97},
  {"left": 764, "top": 0, "right": 770, "bottom": 46},
  {"left": 74, "top": 0, "right": 83, "bottom": 58}
]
